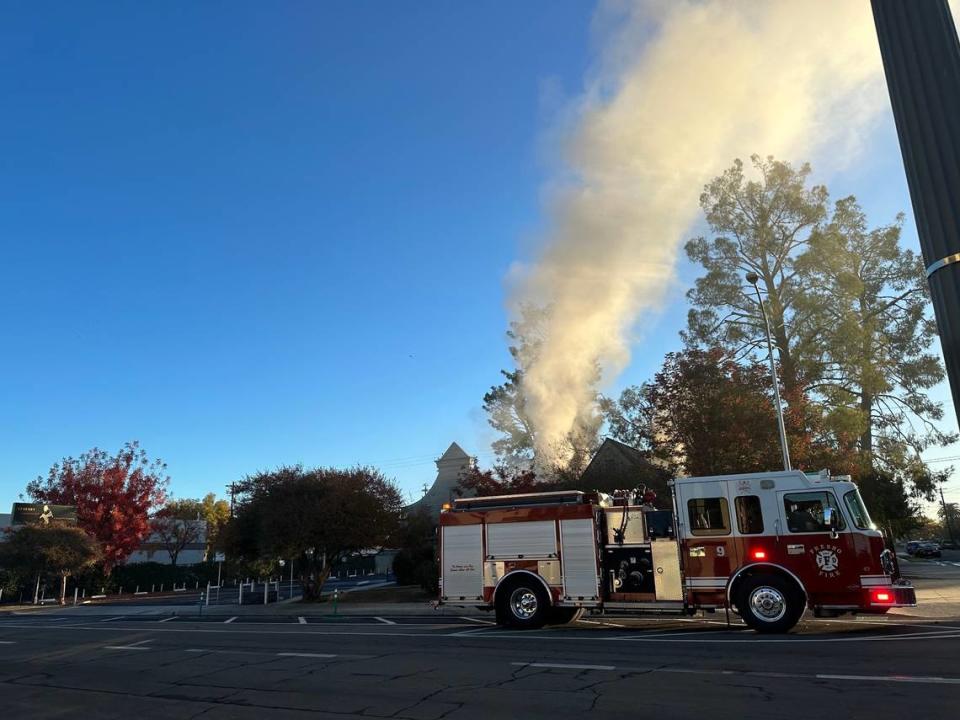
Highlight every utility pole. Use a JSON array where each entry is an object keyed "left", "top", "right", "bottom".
[
  {"left": 941, "top": 486, "right": 957, "bottom": 544},
  {"left": 872, "top": 0, "right": 960, "bottom": 429},
  {"left": 746, "top": 272, "right": 791, "bottom": 471}
]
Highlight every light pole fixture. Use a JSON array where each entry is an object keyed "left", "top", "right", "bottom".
[{"left": 746, "top": 272, "right": 792, "bottom": 471}]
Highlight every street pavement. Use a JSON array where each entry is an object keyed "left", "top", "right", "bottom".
[{"left": 0, "top": 565, "right": 955, "bottom": 718}]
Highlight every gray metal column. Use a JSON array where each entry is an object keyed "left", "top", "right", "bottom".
[{"left": 872, "top": 0, "right": 960, "bottom": 426}]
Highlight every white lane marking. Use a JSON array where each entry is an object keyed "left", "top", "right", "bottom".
[
  {"left": 0, "top": 641, "right": 16, "bottom": 645},
  {"left": 512, "top": 662, "right": 960, "bottom": 686},
  {"left": 450, "top": 627, "right": 498, "bottom": 637},
  {"left": 460, "top": 617, "right": 496, "bottom": 625},
  {"left": 100, "top": 617, "right": 124, "bottom": 623},
  {"left": 103, "top": 640, "right": 152, "bottom": 651},
  {"left": 159, "top": 616, "right": 177, "bottom": 623},
  {"left": 298, "top": 616, "right": 307, "bottom": 625},
  {"left": 223, "top": 617, "right": 238, "bottom": 624},
  {"left": 817, "top": 673, "right": 960, "bottom": 685},
  {"left": 277, "top": 652, "right": 337, "bottom": 658},
  {"left": 513, "top": 662, "right": 616, "bottom": 671},
  {"left": 374, "top": 617, "right": 396, "bottom": 625}
]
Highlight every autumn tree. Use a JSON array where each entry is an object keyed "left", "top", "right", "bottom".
[
  {"left": 27, "top": 442, "right": 168, "bottom": 573},
  {"left": 684, "top": 155, "right": 828, "bottom": 395},
  {"left": 603, "top": 349, "right": 855, "bottom": 478},
  {"left": 200, "top": 492, "right": 231, "bottom": 554},
  {"left": 0, "top": 524, "right": 100, "bottom": 604},
  {"left": 152, "top": 499, "right": 204, "bottom": 566},
  {"left": 456, "top": 464, "right": 546, "bottom": 498},
  {"left": 224, "top": 465, "right": 402, "bottom": 601},
  {"left": 795, "top": 196, "right": 956, "bottom": 493}
]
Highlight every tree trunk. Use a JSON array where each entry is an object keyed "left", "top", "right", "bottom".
[{"left": 860, "top": 392, "right": 874, "bottom": 464}]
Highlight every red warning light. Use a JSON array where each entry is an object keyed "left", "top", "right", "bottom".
[
  {"left": 874, "top": 591, "right": 892, "bottom": 603},
  {"left": 752, "top": 549, "right": 767, "bottom": 560}
]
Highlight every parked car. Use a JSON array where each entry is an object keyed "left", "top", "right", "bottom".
[
  {"left": 914, "top": 541, "right": 942, "bottom": 558},
  {"left": 905, "top": 540, "right": 921, "bottom": 555}
]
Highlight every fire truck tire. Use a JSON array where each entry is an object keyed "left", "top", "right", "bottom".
[
  {"left": 546, "top": 607, "right": 584, "bottom": 625},
  {"left": 735, "top": 574, "right": 804, "bottom": 633},
  {"left": 495, "top": 576, "right": 550, "bottom": 629}
]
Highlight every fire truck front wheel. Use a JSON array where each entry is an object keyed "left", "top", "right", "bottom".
[
  {"left": 495, "top": 577, "right": 550, "bottom": 629},
  {"left": 735, "top": 574, "right": 804, "bottom": 633}
]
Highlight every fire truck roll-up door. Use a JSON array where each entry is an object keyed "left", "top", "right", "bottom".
[
  {"left": 441, "top": 525, "right": 483, "bottom": 601},
  {"left": 486, "top": 520, "right": 557, "bottom": 559},
  {"left": 560, "top": 519, "right": 600, "bottom": 602}
]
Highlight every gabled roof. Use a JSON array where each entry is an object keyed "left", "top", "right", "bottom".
[
  {"left": 601, "top": 437, "right": 650, "bottom": 467},
  {"left": 437, "top": 442, "right": 470, "bottom": 463}
]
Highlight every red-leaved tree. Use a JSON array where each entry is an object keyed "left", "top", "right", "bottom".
[
  {"left": 456, "top": 464, "right": 546, "bottom": 497},
  {"left": 27, "top": 442, "right": 169, "bottom": 573}
]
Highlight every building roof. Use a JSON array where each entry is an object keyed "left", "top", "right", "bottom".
[{"left": 405, "top": 441, "right": 476, "bottom": 519}]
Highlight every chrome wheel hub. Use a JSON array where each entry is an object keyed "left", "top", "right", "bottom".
[
  {"left": 748, "top": 586, "right": 787, "bottom": 622},
  {"left": 510, "top": 588, "right": 539, "bottom": 620}
]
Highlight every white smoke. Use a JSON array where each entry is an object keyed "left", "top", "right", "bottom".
[{"left": 511, "top": 0, "right": 888, "bottom": 467}]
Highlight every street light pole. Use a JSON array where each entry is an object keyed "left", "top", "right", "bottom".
[{"left": 747, "top": 272, "right": 791, "bottom": 471}]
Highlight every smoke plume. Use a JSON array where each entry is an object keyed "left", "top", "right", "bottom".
[{"left": 511, "top": 0, "right": 887, "bottom": 468}]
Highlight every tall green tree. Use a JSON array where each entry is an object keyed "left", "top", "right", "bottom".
[
  {"left": 224, "top": 466, "right": 402, "bottom": 601},
  {"left": 684, "top": 155, "right": 828, "bottom": 395},
  {"left": 795, "top": 196, "right": 956, "bottom": 491}
]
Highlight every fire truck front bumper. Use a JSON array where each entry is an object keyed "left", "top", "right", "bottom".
[{"left": 861, "top": 582, "right": 916, "bottom": 610}]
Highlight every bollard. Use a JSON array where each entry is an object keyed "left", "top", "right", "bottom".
[
  {"left": 151, "top": 584, "right": 155, "bottom": 593},
  {"left": 160, "top": 584, "right": 163, "bottom": 593},
  {"left": 238, "top": 583, "right": 244, "bottom": 606},
  {"left": 135, "top": 585, "right": 139, "bottom": 594},
  {"left": 263, "top": 581, "right": 268, "bottom": 606},
  {"left": 206, "top": 581, "right": 211, "bottom": 606},
  {"left": 333, "top": 587, "right": 339, "bottom": 615},
  {"left": 82, "top": 588, "right": 85, "bottom": 599},
  {"left": 73, "top": 587, "right": 78, "bottom": 606},
  {"left": 198, "top": 592, "right": 204, "bottom": 617}
]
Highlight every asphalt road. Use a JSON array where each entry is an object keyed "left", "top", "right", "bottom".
[{"left": 0, "top": 610, "right": 957, "bottom": 719}]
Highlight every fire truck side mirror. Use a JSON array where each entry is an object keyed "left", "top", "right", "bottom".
[{"left": 823, "top": 507, "right": 839, "bottom": 539}]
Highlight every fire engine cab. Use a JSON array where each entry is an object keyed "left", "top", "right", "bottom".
[{"left": 438, "top": 469, "right": 916, "bottom": 633}]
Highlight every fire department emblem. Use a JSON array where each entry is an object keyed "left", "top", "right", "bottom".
[{"left": 811, "top": 544, "right": 841, "bottom": 577}]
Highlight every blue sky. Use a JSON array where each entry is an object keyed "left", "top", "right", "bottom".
[{"left": 1, "top": 2, "right": 957, "bottom": 510}]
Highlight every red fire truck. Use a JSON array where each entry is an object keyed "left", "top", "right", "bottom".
[{"left": 438, "top": 468, "right": 916, "bottom": 633}]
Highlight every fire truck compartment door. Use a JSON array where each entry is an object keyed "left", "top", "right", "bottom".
[
  {"left": 560, "top": 519, "right": 600, "bottom": 600},
  {"left": 651, "top": 542, "right": 683, "bottom": 601},
  {"left": 487, "top": 520, "right": 557, "bottom": 559},
  {"left": 442, "top": 525, "right": 483, "bottom": 600}
]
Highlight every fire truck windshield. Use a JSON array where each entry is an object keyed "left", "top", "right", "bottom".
[{"left": 843, "top": 488, "right": 874, "bottom": 530}]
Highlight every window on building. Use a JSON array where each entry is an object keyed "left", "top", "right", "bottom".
[
  {"left": 735, "top": 495, "right": 764, "bottom": 534},
  {"left": 783, "top": 492, "right": 845, "bottom": 533},
  {"left": 687, "top": 497, "right": 730, "bottom": 536}
]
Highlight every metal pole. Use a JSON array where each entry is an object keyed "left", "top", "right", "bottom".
[
  {"left": 748, "top": 277, "right": 791, "bottom": 470},
  {"left": 289, "top": 560, "right": 294, "bottom": 600},
  {"left": 872, "top": 0, "right": 960, "bottom": 427},
  {"left": 942, "top": 486, "right": 957, "bottom": 544}
]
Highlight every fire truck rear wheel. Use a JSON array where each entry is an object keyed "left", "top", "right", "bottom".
[
  {"left": 496, "top": 577, "right": 550, "bottom": 629},
  {"left": 735, "top": 574, "right": 804, "bottom": 633}
]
